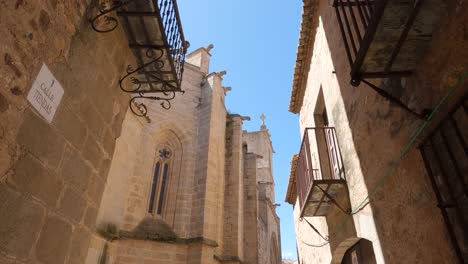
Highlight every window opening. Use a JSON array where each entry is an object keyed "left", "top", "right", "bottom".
[
  {"left": 148, "top": 148, "right": 172, "bottom": 215},
  {"left": 148, "top": 162, "right": 160, "bottom": 214},
  {"left": 157, "top": 163, "right": 169, "bottom": 215}
]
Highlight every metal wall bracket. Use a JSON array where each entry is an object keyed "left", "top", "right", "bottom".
[
  {"left": 89, "top": 0, "right": 188, "bottom": 118},
  {"left": 315, "top": 185, "right": 351, "bottom": 215},
  {"left": 119, "top": 46, "right": 184, "bottom": 116},
  {"left": 361, "top": 79, "right": 430, "bottom": 120},
  {"left": 90, "top": 0, "right": 137, "bottom": 33}
]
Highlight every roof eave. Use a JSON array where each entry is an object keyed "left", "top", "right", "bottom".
[{"left": 289, "top": 0, "right": 320, "bottom": 114}]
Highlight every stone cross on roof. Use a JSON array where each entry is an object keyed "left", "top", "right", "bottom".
[{"left": 260, "top": 113, "right": 267, "bottom": 130}]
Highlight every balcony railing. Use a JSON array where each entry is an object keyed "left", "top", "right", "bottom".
[
  {"left": 333, "top": 0, "right": 445, "bottom": 86},
  {"left": 91, "top": 0, "right": 189, "bottom": 117},
  {"left": 420, "top": 94, "right": 468, "bottom": 263},
  {"left": 296, "top": 127, "right": 347, "bottom": 217}
]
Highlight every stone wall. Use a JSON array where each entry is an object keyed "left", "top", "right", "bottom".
[
  {"left": 292, "top": 0, "right": 467, "bottom": 263},
  {"left": 244, "top": 129, "right": 282, "bottom": 264},
  {"left": 243, "top": 130, "right": 275, "bottom": 201},
  {"left": 91, "top": 59, "right": 206, "bottom": 263},
  {"left": 87, "top": 45, "right": 276, "bottom": 264},
  {"left": 97, "top": 110, "right": 144, "bottom": 230},
  {"left": 243, "top": 152, "right": 259, "bottom": 264},
  {"left": 0, "top": 1, "right": 133, "bottom": 263},
  {"left": 221, "top": 115, "right": 245, "bottom": 261},
  {"left": 0, "top": 2, "right": 283, "bottom": 261},
  {"left": 110, "top": 239, "right": 188, "bottom": 264}
]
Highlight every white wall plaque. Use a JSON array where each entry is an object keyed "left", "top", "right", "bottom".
[{"left": 27, "top": 64, "right": 64, "bottom": 123}]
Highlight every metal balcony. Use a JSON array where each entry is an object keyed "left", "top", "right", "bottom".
[
  {"left": 91, "top": 0, "right": 189, "bottom": 117},
  {"left": 420, "top": 94, "right": 468, "bottom": 263},
  {"left": 333, "top": 0, "right": 446, "bottom": 86},
  {"left": 296, "top": 127, "right": 347, "bottom": 217}
]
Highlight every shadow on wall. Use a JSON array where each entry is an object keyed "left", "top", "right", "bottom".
[{"left": 316, "top": 0, "right": 467, "bottom": 263}]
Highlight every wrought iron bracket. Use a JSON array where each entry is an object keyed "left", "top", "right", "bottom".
[
  {"left": 121, "top": 47, "right": 184, "bottom": 117},
  {"left": 90, "top": 0, "right": 137, "bottom": 33},
  {"left": 315, "top": 185, "right": 351, "bottom": 215},
  {"left": 90, "top": 0, "right": 188, "bottom": 118},
  {"left": 360, "top": 79, "right": 431, "bottom": 120},
  {"left": 129, "top": 90, "right": 184, "bottom": 117},
  {"left": 119, "top": 47, "right": 175, "bottom": 92}
]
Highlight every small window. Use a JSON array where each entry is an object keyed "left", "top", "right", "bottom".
[
  {"left": 148, "top": 162, "right": 160, "bottom": 214},
  {"left": 148, "top": 148, "right": 172, "bottom": 215}
]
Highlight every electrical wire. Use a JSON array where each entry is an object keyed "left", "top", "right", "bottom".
[
  {"left": 300, "top": 217, "right": 329, "bottom": 241},
  {"left": 349, "top": 71, "right": 467, "bottom": 216},
  {"left": 300, "top": 238, "right": 330, "bottom": 248},
  {"left": 300, "top": 71, "right": 467, "bottom": 247}
]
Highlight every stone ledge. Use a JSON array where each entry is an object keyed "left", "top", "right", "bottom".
[{"left": 214, "top": 254, "right": 242, "bottom": 263}]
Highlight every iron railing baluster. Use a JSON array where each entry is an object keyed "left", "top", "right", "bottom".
[
  {"left": 346, "top": 0, "right": 362, "bottom": 42},
  {"left": 296, "top": 127, "right": 346, "bottom": 214},
  {"left": 339, "top": 0, "right": 358, "bottom": 57}
]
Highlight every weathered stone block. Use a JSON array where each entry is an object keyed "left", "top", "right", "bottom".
[
  {"left": 0, "top": 185, "right": 45, "bottom": 259},
  {"left": 0, "top": 254, "right": 18, "bottom": 264},
  {"left": 54, "top": 105, "right": 88, "bottom": 148},
  {"left": 35, "top": 215, "right": 72, "bottom": 264},
  {"left": 12, "top": 154, "right": 63, "bottom": 207},
  {"left": 98, "top": 158, "right": 111, "bottom": 180},
  {"left": 17, "top": 111, "right": 65, "bottom": 168},
  {"left": 60, "top": 147, "right": 92, "bottom": 193},
  {"left": 77, "top": 98, "right": 106, "bottom": 139},
  {"left": 88, "top": 75, "right": 114, "bottom": 122},
  {"left": 48, "top": 64, "right": 84, "bottom": 107},
  {"left": 58, "top": 187, "right": 87, "bottom": 223},
  {"left": 111, "top": 105, "right": 126, "bottom": 138},
  {"left": 101, "top": 127, "right": 116, "bottom": 157},
  {"left": 84, "top": 204, "right": 98, "bottom": 229},
  {"left": 67, "top": 226, "right": 91, "bottom": 264},
  {"left": 83, "top": 136, "right": 104, "bottom": 171},
  {"left": 87, "top": 173, "right": 105, "bottom": 204},
  {"left": 0, "top": 92, "right": 9, "bottom": 113}
]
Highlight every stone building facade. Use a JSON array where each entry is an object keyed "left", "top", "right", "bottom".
[
  {"left": 89, "top": 46, "right": 282, "bottom": 264},
  {"left": 0, "top": 1, "right": 281, "bottom": 263},
  {"left": 286, "top": 0, "right": 467, "bottom": 263}
]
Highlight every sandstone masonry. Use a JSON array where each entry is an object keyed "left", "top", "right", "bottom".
[{"left": 0, "top": 1, "right": 281, "bottom": 264}]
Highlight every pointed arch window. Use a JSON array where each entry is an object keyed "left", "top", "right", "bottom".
[{"left": 148, "top": 148, "right": 172, "bottom": 215}]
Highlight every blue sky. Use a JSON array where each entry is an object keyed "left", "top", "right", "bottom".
[{"left": 178, "top": 0, "right": 303, "bottom": 260}]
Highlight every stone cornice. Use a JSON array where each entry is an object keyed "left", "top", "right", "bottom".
[
  {"left": 105, "top": 232, "right": 219, "bottom": 247},
  {"left": 214, "top": 254, "right": 242, "bottom": 263},
  {"left": 289, "top": 0, "right": 319, "bottom": 113}
]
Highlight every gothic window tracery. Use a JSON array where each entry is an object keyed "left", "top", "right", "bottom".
[{"left": 148, "top": 147, "right": 172, "bottom": 215}]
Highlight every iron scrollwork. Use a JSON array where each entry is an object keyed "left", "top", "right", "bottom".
[
  {"left": 129, "top": 90, "right": 180, "bottom": 117},
  {"left": 90, "top": 0, "right": 136, "bottom": 33},
  {"left": 90, "top": 0, "right": 188, "bottom": 118},
  {"left": 122, "top": 47, "right": 183, "bottom": 117}
]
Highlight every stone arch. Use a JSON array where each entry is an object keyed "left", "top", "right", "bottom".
[
  {"left": 146, "top": 128, "right": 184, "bottom": 228},
  {"left": 145, "top": 122, "right": 195, "bottom": 236},
  {"left": 97, "top": 109, "right": 196, "bottom": 238},
  {"left": 331, "top": 237, "right": 377, "bottom": 264}
]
